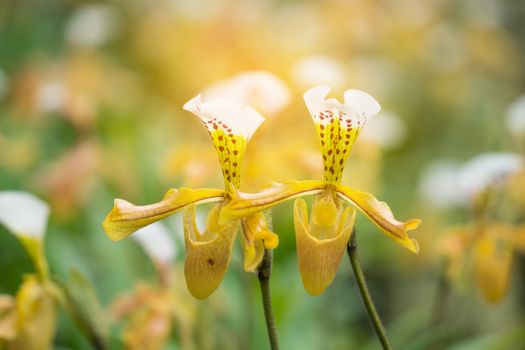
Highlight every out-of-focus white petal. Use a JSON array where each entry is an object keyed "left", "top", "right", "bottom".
[
  {"left": 458, "top": 152, "right": 523, "bottom": 198},
  {"left": 291, "top": 56, "right": 346, "bottom": 89},
  {"left": 38, "top": 81, "right": 65, "bottom": 113},
  {"left": 65, "top": 4, "right": 119, "bottom": 47},
  {"left": 132, "top": 222, "right": 176, "bottom": 265},
  {"left": 183, "top": 95, "right": 265, "bottom": 140},
  {"left": 203, "top": 71, "right": 291, "bottom": 117},
  {"left": 360, "top": 111, "right": 407, "bottom": 150},
  {"left": 418, "top": 161, "right": 467, "bottom": 208},
  {"left": 0, "top": 191, "right": 50, "bottom": 239},
  {"left": 506, "top": 95, "right": 525, "bottom": 136}
]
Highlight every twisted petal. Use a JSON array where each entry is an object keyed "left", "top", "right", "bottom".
[
  {"left": 220, "top": 180, "right": 326, "bottom": 222},
  {"left": 474, "top": 233, "right": 513, "bottom": 303},
  {"left": 333, "top": 183, "right": 420, "bottom": 253},
  {"left": 183, "top": 205, "right": 239, "bottom": 299},
  {"left": 294, "top": 198, "right": 355, "bottom": 295},
  {"left": 240, "top": 212, "right": 279, "bottom": 272},
  {"left": 103, "top": 188, "right": 225, "bottom": 241}
]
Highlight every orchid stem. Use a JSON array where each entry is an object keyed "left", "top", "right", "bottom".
[
  {"left": 258, "top": 249, "right": 279, "bottom": 350},
  {"left": 347, "top": 231, "right": 393, "bottom": 350},
  {"left": 430, "top": 258, "right": 450, "bottom": 326}
]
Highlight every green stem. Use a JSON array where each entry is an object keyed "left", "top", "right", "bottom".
[
  {"left": 347, "top": 231, "right": 393, "bottom": 350},
  {"left": 429, "top": 258, "right": 450, "bottom": 326},
  {"left": 258, "top": 249, "right": 279, "bottom": 350}
]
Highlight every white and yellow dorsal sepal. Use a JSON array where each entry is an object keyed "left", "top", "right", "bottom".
[
  {"left": 183, "top": 95, "right": 265, "bottom": 189},
  {"left": 304, "top": 86, "right": 381, "bottom": 183}
]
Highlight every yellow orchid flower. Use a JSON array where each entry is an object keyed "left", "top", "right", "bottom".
[
  {"left": 438, "top": 223, "right": 525, "bottom": 304},
  {"left": 222, "top": 85, "right": 421, "bottom": 295},
  {"left": 103, "top": 95, "right": 278, "bottom": 299}
]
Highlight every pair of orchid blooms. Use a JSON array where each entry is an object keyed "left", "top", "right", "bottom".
[{"left": 103, "top": 85, "right": 421, "bottom": 299}]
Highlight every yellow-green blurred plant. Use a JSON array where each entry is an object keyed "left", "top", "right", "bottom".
[
  {"left": 0, "top": 192, "right": 58, "bottom": 350},
  {"left": 0, "top": 192, "right": 108, "bottom": 350}
]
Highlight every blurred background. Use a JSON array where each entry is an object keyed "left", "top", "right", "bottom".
[{"left": 1, "top": 0, "right": 525, "bottom": 349}]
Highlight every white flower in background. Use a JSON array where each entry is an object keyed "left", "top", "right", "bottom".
[
  {"left": 505, "top": 95, "right": 525, "bottom": 136},
  {"left": 418, "top": 161, "right": 467, "bottom": 208},
  {"left": 0, "top": 191, "right": 50, "bottom": 239},
  {"left": 203, "top": 71, "right": 291, "bottom": 117},
  {"left": 458, "top": 152, "right": 522, "bottom": 199},
  {"left": 37, "top": 81, "right": 65, "bottom": 113},
  {"left": 291, "top": 55, "right": 346, "bottom": 89},
  {"left": 132, "top": 222, "right": 176, "bottom": 265},
  {"left": 65, "top": 4, "right": 119, "bottom": 48},
  {"left": 359, "top": 111, "right": 407, "bottom": 150},
  {"left": 0, "top": 68, "right": 8, "bottom": 99}
]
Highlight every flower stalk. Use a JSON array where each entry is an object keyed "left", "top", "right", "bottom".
[
  {"left": 258, "top": 248, "right": 279, "bottom": 350},
  {"left": 347, "top": 230, "right": 392, "bottom": 350}
]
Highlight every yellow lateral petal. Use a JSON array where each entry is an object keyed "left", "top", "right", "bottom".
[
  {"left": 103, "top": 188, "right": 225, "bottom": 241},
  {"left": 294, "top": 198, "right": 356, "bottom": 296},
  {"left": 334, "top": 183, "right": 420, "bottom": 253},
  {"left": 474, "top": 233, "right": 513, "bottom": 304},
  {"left": 220, "top": 180, "right": 326, "bottom": 223},
  {"left": 183, "top": 205, "right": 239, "bottom": 299},
  {"left": 9, "top": 276, "right": 57, "bottom": 350}
]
